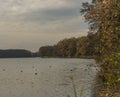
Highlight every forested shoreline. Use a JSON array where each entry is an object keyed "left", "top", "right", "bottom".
[
  {"left": 0, "top": 35, "right": 96, "bottom": 58},
  {"left": 0, "top": 33, "right": 98, "bottom": 58},
  {"left": 38, "top": 33, "right": 97, "bottom": 58}
]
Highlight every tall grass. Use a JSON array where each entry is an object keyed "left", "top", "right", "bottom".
[{"left": 69, "top": 75, "right": 84, "bottom": 97}]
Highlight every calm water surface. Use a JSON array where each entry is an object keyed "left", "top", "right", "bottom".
[{"left": 0, "top": 58, "right": 97, "bottom": 97}]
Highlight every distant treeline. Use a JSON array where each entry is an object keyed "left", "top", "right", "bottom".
[
  {"left": 38, "top": 33, "right": 99, "bottom": 58},
  {"left": 0, "top": 49, "right": 38, "bottom": 58},
  {"left": 0, "top": 33, "right": 99, "bottom": 58}
]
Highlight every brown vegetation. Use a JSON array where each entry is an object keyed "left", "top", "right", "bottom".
[{"left": 81, "top": 0, "right": 120, "bottom": 96}]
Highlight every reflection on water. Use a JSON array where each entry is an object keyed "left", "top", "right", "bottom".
[{"left": 0, "top": 58, "right": 97, "bottom": 97}]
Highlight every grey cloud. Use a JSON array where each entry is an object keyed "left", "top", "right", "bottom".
[
  {"left": 0, "top": 0, "right": 89, "bottom": 22},
  {"left": 18, "top": 7, "right": 80, "bottom": 23}
]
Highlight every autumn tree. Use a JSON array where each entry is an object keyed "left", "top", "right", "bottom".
[
  {"left": 81, "top": 0, "right": 120, "bottom": 96},
  {"left": 39, "top": 46, "right": 55, "bottom": 57},
  {"left": 81, "top": 0, "right": 120, "bottom": 58},
  {"left": 55, "top": 37, "right": 77, "bottom": 57}
]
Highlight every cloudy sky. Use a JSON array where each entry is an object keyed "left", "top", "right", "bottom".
[{"left": 0, "top": 0, "right": 90, "bottom": 51}]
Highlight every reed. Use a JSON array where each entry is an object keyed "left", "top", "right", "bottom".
[{"left": 69, "top": 75, "right": 84, "bottom": 97}]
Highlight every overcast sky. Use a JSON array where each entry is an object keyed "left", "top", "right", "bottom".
[{"left": 0, "top": 0, "right": 90, "bottom": 51}]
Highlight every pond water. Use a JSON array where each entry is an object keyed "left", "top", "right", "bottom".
[{"left": 0, "top": 58, "right": 98, "bottom": 97}]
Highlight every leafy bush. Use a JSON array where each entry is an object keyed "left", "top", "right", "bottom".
[{"left": 99, "top": 53, "right": 120, "bottom": 96}]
